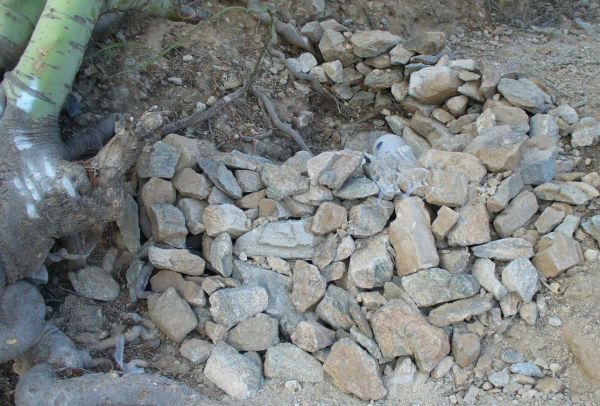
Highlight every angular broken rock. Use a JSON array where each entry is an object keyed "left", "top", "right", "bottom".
[
  {"left": 227, "top": 313, "right": 279, "bottom": 351},
  {"left": 428, "top": 296, "right": 494, "bottom": 327},
  {"left": 389, "top": 197, "right": 439, "bottom": 276},
  {"left": 348, "top": 234, "right": 393, "bottom": 289},
  {"left": 234, "top": 260, "right": 302, "bottom": 336},
  {"left": 486, "top": 173, "right": 524, "bottom": 213},
  {"left": 323, "top": 338, "right": 387, "bottom": 400},
  {"left": 68, "top": 266, "right": 120, "bottom": 302},
  {"left": 425, "top": 169, "right": 469, "bottom": 207},
  {"left": 177, "top": 198, "right": 207, "bottom": 235},
  {"left": 180, "top": 338, "right": 213, "bottom": 364},
  {"left": 401, "top": 268, "right": 480, "bottom": 307},
  {"left": 264, "top": 343, "right": 324, "bottom": 383},
  {"left": 349, "top": 30, "right": 401, "bottom": 58},
  {"left": 148, "top": 246, "right": 205, "bottom": 275},
  {"left": 204, "top": 341, "right": 263, "bottom": 400},
  {"left": 172, "top": 168, "right": 211, "bottom": 200},
  {"left": 534, "top": 181, "right": 599, "bottom": 205},
  {"left": 319, "top": 29, "right": 358, "bottom": 66},
  {"left": 472, "top": 258, "right": 508, "bottom": 300},
  {"left": 493, "top": 191, "right": 538, "bottom": 238},
  {"left": 408, "top": 66, "right": 462, "bottom": 105},
  {"left": 535, "top": 206, "right": 566, "bottom": 234},
  {"left": 197, "top": 157, "right": 242, "bottom": 199},
  {"left": 235, "top": 169, "right": 264, "bottom": 193},
  {"left": 472, "top": 238, "right": 534, "bottom": 261},
  {"left": 447, "top": 200, "right": 491, "bottom": 247},
  {"left": 532, "top": 232, "right": 583, "bottom": 278},
  {"left": 148, "top": 287, "right": 198, "bottom": 342},
  {"left": 418, "top": 149, "right": 487, "bottom": 184},
  {"left": 497, "top": 78, "right": 553, "bottom": 114},
  {"left": 148, "top": 204, "right": 188, "bottom": 248},
  {"left": 315, "top": 285, "right": 357, "bottom": 330},
  {"left": 332, "top": 177, "right": 379, "bottom": 200},
  {"left": 307, "top": 150, "right": 364, "bottom": 190},
  {"left": 209, "top": 233, "right": 233, "bottom": 277},
  {"left": 371, "top": 300, "right": 450, "bottom": 371},
  {"left": 310, "top": 202, "right": 347, "bottom": 235},
  {"left": 260, "top": 163, "right": 309, "bottom": 201},
  {"left": 432, "top": 206, "right": 459, "bottom": 240},
  {"left": 501, "top": 259, "right": 539, "bottom": 302},
  {"left": 292, "top": 260, "right": 326, "bottom": 312},
  {"left": 466, "top": 126, "right": 528, "bottom": 172},
  {"left": 117, "top": 194, "right": 141, "bottom": 253},
  {"left": 209, "top": 284, "right": 269, "bottom": 327},
  {"left": 234, "top": 219, "right": 318, "bottom": 259},
  {"left": 290, "top": 320, "right": 335, "bottom": 353},
  {"left": 150, "top": 270, "right": 205, "bottom": 306},
  {"left": 202, "top": 204, "right": 249, "bottom": 237},
  {"left": 136, "top": 140, "right": 180, "bottom": 179},
  {"left": 347, "top": 197, "right": 394, "bottom": 238},
  {"left": 452, "top": 332, "right": 481, "bottom": 368}
]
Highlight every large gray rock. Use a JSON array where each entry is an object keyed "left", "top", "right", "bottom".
[
  {"left": 418, "top": 149, "right": 487, "bottom": 184},
  {"left": 518, "top": 147, "right": 557, "bottom": 186},
  {"left": 452, "top": 332, "right": 481, "bottom": 368},
  {"left": 172, "top": 168, "right": 211, "bottom": 200},
  {"left": 447, "top": 200, "right": 491, "bottom": 246},
  {"left": 472, "top": 258, "right": 508, "bottom": 300},
  {"left": 315, "top": 285, "right": 358, "bottom": 330},
  {"left": 371, "top": 300, "right": 449, "bottom": 371},
  {"left": 486, "top": 174, "right": 524, "bottom": 212},
  {"left": 332, "top": 177, "right": 379, "bottom": 199},
  {"left": 532, "top": 232, "right": 583, "bottom": 278},
  {"left": 227, "top": 313, "right": 279, "bottom": 351},
  {"left": 424, "top": 169, "right": 469, "bottom": 207},
  {"left": 501, "top": 259, "right": 539, "bottom": 303},
  {"left": 204, "top": 342, "right": 263, "bottom": 399},
  {"left": 571, "top": 117, "right": 600, "bottom": 147},
  {"left": 150, "top": 270, "right": 205, "bottom": 306},
  {"left": 497, "top": 78, "right": 553, "bottom": 114},
  {"left": 389, "top": 197, "right": 439, "bottom": 276},
  {"left": 364, "top": 69, "right": 403, "bottom": 89},
  {"left": 234, "top": 260, "right": 303, "bottom": 335},
  {"left": 401, "top": 268, "right": 480, "bottom": 307},
  {"left": 235, "top": 169, "right": 264, "bottom": 193},
  {"left": 534, "top": 181, "right": 599, "bottom": 205},
  {"left": 493, "top": 191, "right": 539, "bottom": 238},
  {"left": 466, "top": 126, "right": 528, "bottom": 172},
  {"left": 197, "top": 157, "right": 242, "bottom": 199},
  {"left": 428, "top": 297, "right": 494, "bottom": 327},
  {"left": 290, "top": 320, "right": 335, "bottom": 352},
  {"left": 310, "top": 202, "right": 347, "bottom": 235},
  {"left": 234, "top": 219, "right": 318, "bottom": 259},
  {"left": 147, "top": 204, "right": 188, "bottom": 248},
  {"left": 319, "top": 29, "right": 358, "bottom": 66},
  {"left": 260, "top": 164, "right": 309, "bottom": 200},
  {"left": 408, "top": 66, "right": 462, "bottom": 105},
  {"left": 472, "top": 238, "right": 534, "bottom": 261},
  {"left": 202, "top": 204, "right": 249, "bottom": 237},
  {"left": 323, "top": 338, "right": 387, "bottom": 400},
  {"left": 148, "top": 246, "right": 205, "bottom": 275},
  {"left": 148, "top": 287, "right": 198, "bottom": 342},
  {"left": 350, "top": 30, "right": 401, "bottom": 58},
  {"left": 68, "top": 266, "right": 119, "bottom": 302},
  {"left": 177, "top": 198, "right": 207, "bottom": 235},
  {"left": 264, "top": 343, "right": 324, "bottom": 383},
  {"left": 209, "top": 233, "right": 233, "bottom": 277},
  {"left": 348, "top": 197, "right": 394, "bottom": 238},
  {"left": 307, "top": 150, "right": 364, "bottom": 190},
  {"left": 209, "top": 284, "right": 269, "bottom": 327},
  {"left": 136, "top": 141, "right": 180, "bottom": 179},
  {"left": 292, "top": 260, "right": 326, "bottom": 312},
  {"left": 179, "top": 338, "right": 213, "bottom": 364},
  {"left": 348, "top": 234, "right": 393, "bottom": 289}
]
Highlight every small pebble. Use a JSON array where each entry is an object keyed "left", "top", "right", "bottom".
[
  {"left": 167, "top": 77, "right": 183, "bottom": 86},
  {"left": 548, "top": 316, "right": 563, "bottom": 327}
]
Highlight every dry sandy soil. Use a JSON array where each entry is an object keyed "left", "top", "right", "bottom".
[{"left": 1, "top": 1, "right": 600, "bottom": 404}]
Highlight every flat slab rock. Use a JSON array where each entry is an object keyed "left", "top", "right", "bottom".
[
  {"left": 264, "top": 343, "right": 324, "bottom": 383},
  {"left": 234, "top": 219, "right": 319, "bottom": 259},
  {"left": 401, "top": 268, "right": 480, "bottom": 307},
  {"left": 209, "top": 284, "right": 269, "bottom": 327}
]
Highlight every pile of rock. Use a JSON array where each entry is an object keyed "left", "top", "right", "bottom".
[{"left": 99, "top": 28, "right": 600, "bottom": 402}]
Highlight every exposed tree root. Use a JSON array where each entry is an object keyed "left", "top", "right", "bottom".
[
  {"left": 15, "top": 363, "right": 208, "bottom": 406},
  {"left": 250, "top": 84, "right": 312, "bottom": 152},
  {"left": 28, "top": 324, "right": 93, "bottom": 370},
  {"left": 0, "top": 282, "right": 46, "bottom": 363},
  {"left": 64, "top": 114, "right": 120, "bottom": 161}
]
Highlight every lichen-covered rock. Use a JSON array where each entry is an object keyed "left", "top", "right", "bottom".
[
  {"left": 264, "top": 343, "right": 324, "bottom": 383},
  {"left": 209, "top": 284, "right": 269, "bottom": 327},
  {"left": 401, "top": 268, "right": 480, "bottom": 307}
]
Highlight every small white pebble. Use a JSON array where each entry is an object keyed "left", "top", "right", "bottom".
[
  {"left": 584, "top": 249, "right": 599, "bottom": 262},
  {"left": 285, "top": 380, "right": 302, "bottom": 393},
  {"left": 585, "top": 158, "right": 592, "bottom": 165},
  {"left": 182, "top": 54, "right": 194, "bottom": 62},
  {"left": 167, "top": 77, "right": 183, "bottom": 86},
  {"left": 548, "top": 316, "right": 563, "bottom": 327},
  {"left": 206, "top": 96, "right": 218, "bottom": 106}
]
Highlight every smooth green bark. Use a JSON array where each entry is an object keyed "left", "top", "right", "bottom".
[
  {"left": 103, "top": 0, "right": 181, "bottom": 19},
  {"left": 3, "top": 0, "right": 102, "bottom": 120},
  {"left": 0, "top": 0, "right": 46, "bottom": 46}
]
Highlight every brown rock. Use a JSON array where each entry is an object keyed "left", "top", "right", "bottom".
[
  {"left": 425, "top": 170, "right": 469, "bottom": 207},
  {"left": 448, "top": 200, "right": 491, "bottom": 246},
  {"left": 418, "top": 149, "right": 487, "bottom": 184},
  {"left": 389, "top": 197, "right": 439, "bottom": 276},
  {"left": 532, "top": 232, "right": 583, "bottom": 278},
  {"left": 452, "top": 332, "right": 481, "bottom": 368},
  {"left": 409, "top": 66, "right": 462, "bottom": 105},
  {"left": 371, "top": 300, "right": 450, "bottom": 372},
  {"left": 310, "top": 202, "right": 347, "bottom": 235},
  {"left": 432, "top": 206, "right": 459, "bottom": 240},
  {"left": 466, "top": 126, "right": 528, "bottom": 172},
  {"left": 493, "top": 191, "right": 539, "bottom": 238},
  {"left": 292, "top": 260, "right": 326, "bottom": 312},
  {"left": 323, "top": 338, "right": 387, "bottom": 400}
]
